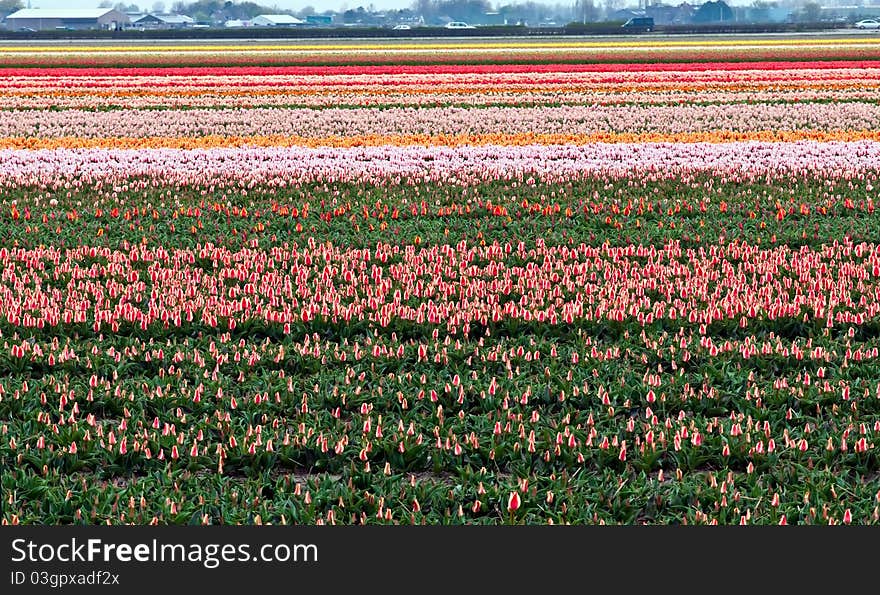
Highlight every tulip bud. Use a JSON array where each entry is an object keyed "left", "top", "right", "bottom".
[{"left": 507, "top": 491, "right": 521, "bottom": 512}]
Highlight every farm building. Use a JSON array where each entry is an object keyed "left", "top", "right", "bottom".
[
  {"left": 131, "top": 13, "right": 195, "bottom": 29},
  {"left": 251, "top": 14, "right": 304, "bottom": 27},
  {"left": 5, "top": 8, "right": 129, "bottom": 30},
  {"left": 305, "top": 14, "right": 334, "bottom": 25}
]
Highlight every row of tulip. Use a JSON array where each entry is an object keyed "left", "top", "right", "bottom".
[
  {"left": 3, "top": 42, "right": 880, "bottom": 68},
  {"left": 0, "top": 141, "right": 878, "bottom": 186},
  {"left": 8, "top": 102, "right": 880, "bottom": 138},
  {"left": 2, "top": 175, "right": 879, "bottom": 257},
  {"left": 6, "top": 67, "right": 876, "bottom": 87},
  {"left": 3, "top": 66, "right": 877, "bottom": 111},
  {"left": 3, "top": 88, "right": 879, "bottom": 110},
  {"left": 2, "top": 238, "right": 880, "bottom": 333},
  {"left": 7, "top": 59, "right": 880, "bottom": 79},
  {"left": 3, "top": 307, "right": 879, "bottom": 525}
]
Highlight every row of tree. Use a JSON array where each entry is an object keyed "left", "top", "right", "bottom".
[{"left": 0, "top": 0, "right": 857, "bottom": 26}]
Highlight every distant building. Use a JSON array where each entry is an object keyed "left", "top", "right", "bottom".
[
  {"left": 251, "top": 14, "right": 304, "bottom": 27},
  {"left": 647, "top": 2, "right": 696, "bottom": 24},
  {"left": 224, "top": 19, "right": 252, "bottom": 27},
  {"left": 691, "top": 0, "right": 734, "bottom": 23},
  {"left": 744, "top": 5, "right": 792, "bottom": 22},
  {"left": 821, "top": 4, "right": 880, "bottom": 19},
  {"left": 6, "top": 8, "right": 129, "bottom": 30},
  {"left": 132, "top": 13, "right": 195, "bottom": 29},
  {"left": 305, "top": 15, "right": 334, "bottom": 26}
]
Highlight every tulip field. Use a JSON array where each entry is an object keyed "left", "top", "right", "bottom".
[{"left": 2, "top": 37, "right": 880, "bottom": 525}]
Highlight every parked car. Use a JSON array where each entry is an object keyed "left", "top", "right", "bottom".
[
  {"left": 445, "top": 21, "right": 476, "bottom": 29},
  {"left": 855, "top": 19, "right": 880, "bottom": 29},
  {"left": 622, "top": 17, "right": 654, "bottom": 32},
  {"left": 392, "top": 24, "right": 411, "bottom": 30}
]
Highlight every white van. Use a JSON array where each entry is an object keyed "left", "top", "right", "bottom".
[{"left": 445, "top": 21, "right": 476, "bottom": 29}]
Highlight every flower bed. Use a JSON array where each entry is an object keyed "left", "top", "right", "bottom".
[{"left": 1, "top": 40, "right": 878, "bottom": 526}]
